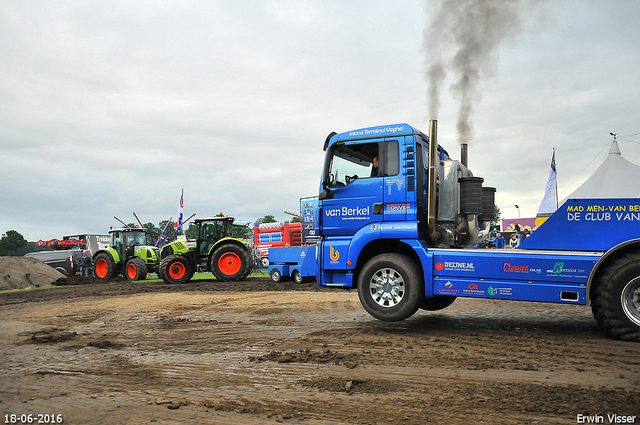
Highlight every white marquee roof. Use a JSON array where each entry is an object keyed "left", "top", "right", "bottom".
[{"left": 565, "top": 140, "right": 640, "bottom": 200}]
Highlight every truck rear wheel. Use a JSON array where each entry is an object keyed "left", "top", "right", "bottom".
[
  {"left": 126, "top": 257, "right": 147, "bottom": 281},
  {"left": 592, "top": 250, "right": 640, "bottom": 342},
  {"left": 357, "top": 254, "right": 423, "bottom": 322},
  {"left": 210, "top": 243, "right": 251, "bottom": 281},
  {"left": 94, "top": 253, "right": 115, "bottom": 281},
  {"left": 421, "top": 295, "right": 456, "bottom": 311},
  {"left": 159, "top": 255, "right": 191, "bottom": 284}
]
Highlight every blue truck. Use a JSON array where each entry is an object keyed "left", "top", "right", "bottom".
[{"left": 315, "top": 121, "right": 640, "bottom": 342}]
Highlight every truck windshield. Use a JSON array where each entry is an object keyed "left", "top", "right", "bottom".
[{"left": 326, "top": 141, "right": 399, "bottom": 187}]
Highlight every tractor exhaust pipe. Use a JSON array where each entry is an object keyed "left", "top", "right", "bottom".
[{"left": 427, "top": 120, "right": 440, "bottom": 241}]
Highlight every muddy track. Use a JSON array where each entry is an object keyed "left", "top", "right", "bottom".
[{"left": 1, "top": 276, "right": 638, "bottom": 424}]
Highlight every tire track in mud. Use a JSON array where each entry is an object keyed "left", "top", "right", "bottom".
[{"left": 1, "top": 281, "right": 639, "bottom": 424}]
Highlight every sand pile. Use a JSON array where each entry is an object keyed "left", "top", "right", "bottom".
[{"left": 0, "top": 257, "right": 65, "bottom": 290}]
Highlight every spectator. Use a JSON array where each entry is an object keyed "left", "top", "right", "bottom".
[
  {"left": 490, "top": 232, "right": 507, "bottom": 249},
  {"left": 520, "top": 228, "right": 531, "bottom": 243},
  {"left": 509, "top": 234, "right": 520, "bottom": 249},
  {"left": 79, "top": 250, "right": 92, "bottom": 276}
]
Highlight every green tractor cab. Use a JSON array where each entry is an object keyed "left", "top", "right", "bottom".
[
  {"left": 158, "top": 216, "right": 252, "bottom": 284},
  {"left": 93, "top": 227, "right": 159, "bottom": 281}
]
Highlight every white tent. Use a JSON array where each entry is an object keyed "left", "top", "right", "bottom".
[{"left": 563, "top": 139, "right": 640, "bottom": 201}]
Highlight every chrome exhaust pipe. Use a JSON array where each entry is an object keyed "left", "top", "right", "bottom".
[
  {"left": 461, "top": 143, "right": 468, "bottom": 168},
  {"left": 427, "top": 120, "right": 439, "bottom": 238}
]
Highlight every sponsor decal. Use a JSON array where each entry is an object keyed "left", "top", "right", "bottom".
[
  {"left": 504, "top": 262, "right": 541, "bottom": 273},
  {"left": 370, "top": 224, "right": 377, "bottom": 231},
  {"left": 329, "top": 246, "right": 340, "bottom": 262},
  {"left": 439, "top": 261, "right": 475, "bottom": 272},
  {"left": 435, "top": 262, "right": 444, "bottom": 271},
  {"left": 487, "top": 286, "right": 513, "bottom": 296},
  {"left": 386, "top": 203, "right": 410, "bottom": 212},
  {"left": 348, "top": 125, "right": 407, "bottom": 137},
  {"left": 438, "top": 281, "right": 460, "bottom": 293},
  {"left": 325, "top": 206, "right": 370, "bottom": 221},
  {"left": 547, "top": 262, "right": 578, "bottom": 274},
  {"left": 504, "top": 263, "right": 528, "bottom": 272},
  {"left": 379, "top": 224, "right": 416, "bottom": 230},
  {"left": 463, "top": 283, "right": 484, "bottom": 295}
]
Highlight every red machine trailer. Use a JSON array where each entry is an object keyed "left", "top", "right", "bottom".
[{"left": 252, "top": 222, "right": 302, "bottom": 266}]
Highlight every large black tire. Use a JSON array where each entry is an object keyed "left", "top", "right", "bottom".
[
  {"left": 94, "top": 252, "right": 116, "bottom": 281},
  {"left": 421, "top": 296, "right": 456, "bottom": 311},
  {"left": 126, "top": 257, "right": 147, "bottom": 281},
  {"left": 210, "top": 243, "right": 251, "bottom": 281},
  {"left": 592, "top": 250, "right": 640, "bottom": 342},
  {"left": 159, "top": 255, "right": 192, "bottom": 284},
  {"left": 357, "top": 254, "right": 424, "bottom": 322}
]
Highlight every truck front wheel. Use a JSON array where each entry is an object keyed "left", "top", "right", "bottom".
[
  {"left": 592, "top": 251, "right": 640, "bottom": 342},
  {"left": 357, "top": 254, "right": 423, "bottom": 322}
]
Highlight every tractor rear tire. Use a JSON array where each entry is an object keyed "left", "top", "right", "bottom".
[
  {"left": 160, "top": 255, "right": 191, "bottom": 284},
  {"left": 94, "top": 253, "right": 115, "bottom": 281},
  {"left": 592, "top": 250, "right": 640, "bottom": 342},
  {"left": 210, "top": 243, "right": 251, "bottom": 281},
  {"left": 126, "top": 257, "right": 147, "bottom": 281}
]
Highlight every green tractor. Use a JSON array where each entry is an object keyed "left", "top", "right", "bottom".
[
  {"left": 158, "top": 216, "right": 252, "bottom": 284},
  {"left": 93, "top": 227, "right": 159, "bottom": 281}
]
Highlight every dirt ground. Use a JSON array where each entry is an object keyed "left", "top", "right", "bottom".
[{"left": 1, "top": 275, "right": 639, "bottom": 425}]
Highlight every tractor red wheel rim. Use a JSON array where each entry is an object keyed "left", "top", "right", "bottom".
[
  {"left": 95, "top": 258, "right": 109, "bottom": 278},
  {"left": 169, "top": 262, "right": 186, "bottom": 279},
  {"left": 218, "top": 252, "right": 241, "bottom": 275},
  {"left": 127, "top": 263, "right": 138, "bottom": 279}
]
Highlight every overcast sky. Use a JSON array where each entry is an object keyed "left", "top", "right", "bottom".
[{"left": 1, "top": 0, "right": 639, "bottom": 242}]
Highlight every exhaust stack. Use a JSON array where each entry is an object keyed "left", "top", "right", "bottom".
[
  {"left": 461, "top": 143, "right": 468, "bottom": 168},
  {"left": 427, "top": 120, "right": 439, "bottom": 238}
]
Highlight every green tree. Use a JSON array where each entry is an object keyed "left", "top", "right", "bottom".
[
  {"left": 285, "top": 216, "right": 301, "bottom": 224},
  {"left": 492, "top": 205, "right": 502, "bottom": 228},
  {"left": 231, "top": 224, "right": 252, "bottom": 240},
  {"left": 0, "top": 230, "right": 28, "bottom": 256},
  {"left": 258, "top": 215, "right": 277, "bottom": 224},
  {"left": 14, "top": 242, "right": 53, "bottom": 257},
  {"left": 157, "top": 220, "right": 182, "bottom": 245},
  {"left": 185, "top": 223, "right": 198, "bottom": 239}
]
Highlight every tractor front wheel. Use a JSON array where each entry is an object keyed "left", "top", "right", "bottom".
[
  {"left": 94, "top": 253, "right": 115, "bottom": 281},
  {"left": 159, "top": 255, "right": 191, "bottom": 284},
  {"left": 126, "top": 257, "right": 147, "bottom": 281},
  {"left": 210, "top": 243, "right": 251, "bottom": 281}
]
